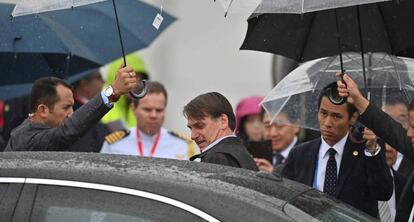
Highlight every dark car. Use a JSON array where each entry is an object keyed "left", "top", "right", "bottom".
[{"left": 0, "top": 152, "right": 376, "bottom": 222}]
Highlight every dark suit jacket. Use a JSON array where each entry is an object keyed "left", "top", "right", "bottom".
[
  {"left": 196, "top": 137, "right": 258, "bottom": 171},
  {"left": 5, "top": 94, "right": 111, "bottom": 151},
  {"left": 398, "top": 156, "right": 414, "bottom": 179},
  {"left": 282, "top": 137, "right": 393, "bottom": 217},
  {"left": 68, "top": 98, "right": 110, "bottom": 152},
  {"left": 395, "top": 170, "right": 414, "bottom": 222},
  {"left": 359, "top": 103, "right": 414, "bottom": 161}
]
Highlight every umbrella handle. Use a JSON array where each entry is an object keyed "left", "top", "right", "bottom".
[
  {"left": 129, "top": 80, "right": 148, "bottom": 99},
  {"left": 327, "top": 70, "right": 347, "bottom": 105},
  {"left": 349, "top": 124, "right": 366, "bottom": 144},
  {"left": 327, "top": 86, "right": 346, "bottom": 105}
]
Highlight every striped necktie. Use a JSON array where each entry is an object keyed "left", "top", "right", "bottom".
[{"left": 378, "top": 201, "right": 391, "bottom": 222}]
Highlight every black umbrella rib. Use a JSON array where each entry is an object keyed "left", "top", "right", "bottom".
[
  {"left": 356, "top": 6, "right": 368, "bottom": 92},
  {"left": 298, "top": 13, "right": 316, "bottom": 62},
  {"left": 376, "top": 4, "right": 395, "bottom": 54}
]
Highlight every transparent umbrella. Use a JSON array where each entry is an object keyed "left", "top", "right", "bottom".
[
  {"left": 1, "top": 0, "right": 107, "bottom": 16},
  {"left": 261, "top": 52, "right": 414, "bottom": 131},
  {"left": 215, "top": 0, "right": 261, "bottom": 17},
  {"left": 214, "top": 0, "right": 390, "bottom": 16}
]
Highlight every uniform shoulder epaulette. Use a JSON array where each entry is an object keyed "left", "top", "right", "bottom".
[
  {"left": 168, "top": 131, "right": 193, "bottom": 143},
  {"left": 105, "top": 129, "right": 130, "bottom": 144}
]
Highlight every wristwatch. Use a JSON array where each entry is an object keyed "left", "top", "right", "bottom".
[{"left": 104, "top": 85, "right": 120, "bottom": 103}]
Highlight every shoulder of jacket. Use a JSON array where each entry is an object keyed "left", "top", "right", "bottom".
[
  {"left": 105, "top": 129, "right": 130, "bottom": 144},
  {"left": 291, "top": 139, "right": 316, "bottom": 152},
  {"left": 168, "top": 130, "right": 192, "bottom": 143}
]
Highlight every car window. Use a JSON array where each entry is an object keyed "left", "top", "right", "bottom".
[
  {"left": 30, "top": 185, "right": 206, "bottom": 222},
  {"left": 285, "top": 190, "right": 375, "bottom": 222},
  {"left": 0, "top": 183, "right": 23, "bottom": 222}
]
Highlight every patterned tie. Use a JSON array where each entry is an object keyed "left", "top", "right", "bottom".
[
  {"left": 378, "top": 201, "right": 391, "bottom": 222},
  {"left": 273, "top": 152, "right": 285, "bottom": 166},
  {"left": 324, "top": 148, "right": 337, "bottom": 196}
]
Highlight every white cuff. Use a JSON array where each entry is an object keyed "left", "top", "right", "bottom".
[
  {"left": 364, "top": 144, "right": 381, "bottom": 157},
  {"left": 101, "top": 91, "right": 114, "bottom": 108}
]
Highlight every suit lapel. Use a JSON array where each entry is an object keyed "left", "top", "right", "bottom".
[
  {"left": 304, "top": 139, "right": 320, "bottom": 187},
  {"left": 336, "top": 138, "right": 358, "bottom": 197}
]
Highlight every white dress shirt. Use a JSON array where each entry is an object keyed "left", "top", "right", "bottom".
[
  {"left": 315, "top": 133, "right": 348, "bottom": 192},
  {"left": 392, "top": 152, "right": 404, "bottom": 171},
  {"left": 100, "top": 127, "right": 190, "bottom": 160}
]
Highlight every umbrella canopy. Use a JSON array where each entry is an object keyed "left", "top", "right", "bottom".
[
  {"left": 254, "top": 0, "right": 390, "bottom": 14},
  {"left": 0, "top": 0, "right": 175, "bottom": 99},
  {"left": 241, "top": 0, "right": 414, "bottom": 62},
  {"left": 215, "top": 0, "right": 390, "bottom": 15},
  {"left": 214, "top": 0, "right": 261, "bottom": 16},
  {"left": 0, "top": 1, "right": 175, "bottom": 65},
  {"left": 261, "top": 52, "right": 414, "bottom": 131},
  {"left": 6, "top": 0, "right": 108, "bottom": 16}
]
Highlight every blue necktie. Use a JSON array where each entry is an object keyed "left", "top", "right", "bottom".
[
  {"left": 324, "top": 148, "right": 337, "bottom": 196},
  {"left": 273, "top": 152, "right": 285, "bottom": 166}
]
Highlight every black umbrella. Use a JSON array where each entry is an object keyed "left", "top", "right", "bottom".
[
  {"left": 241, "top": 0, "right": 414, "bottom": 103},
  {"left": 241, "top": 0, "right": 414, "bottom": 62}
]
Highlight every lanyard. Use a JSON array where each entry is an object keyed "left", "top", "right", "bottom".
[{"left": 136, "top": 129, "right": 161, "bottom": 157}]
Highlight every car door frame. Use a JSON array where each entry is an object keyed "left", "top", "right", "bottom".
[{"left": 2, "top": 177, "right": 220, "bottom": 222}]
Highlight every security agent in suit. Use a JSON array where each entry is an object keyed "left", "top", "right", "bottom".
[
  {"left": 383, "top": 143, "right": 414, "bottom": 222},
  {"left": 382, "top": 99, "right": 414, "bottom": 179},
  {"left": 282, "top": 82, "right": 393, "bottom": 218},
  {"left": 336, "top": 74, "right": 414, "bottom": 221},
  {"left": 184, "top": 92, "right": 258, "bottom": 171},
  {"left": 5, "top": 67, "right": 138, "bottom": 151}
]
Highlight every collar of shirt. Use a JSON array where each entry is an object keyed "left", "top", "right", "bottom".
[
  {"left": 319, "top": 132, "right": 348, "bottom": 160},
  {"left": 202, "top": 135, "right": 236, "bottom": 153},
  {"left": 280, "top": 136, "right": 298, "bottom": 159},
  {"left": 392, "top": 152, "right": 404, "bottom": 171},
  {"left": 137, "top": 127, "right": 163, "bottom": 142}
]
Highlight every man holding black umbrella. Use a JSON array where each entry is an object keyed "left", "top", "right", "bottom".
[
  {"left": 338, "top": 73, "right": 414, "bottom": 161},
  {"left": 5, "top": 66, "right": 138, "bottom": 152},
  {"left": 337, "top": 73, "right": 414, "bottom": 221}
]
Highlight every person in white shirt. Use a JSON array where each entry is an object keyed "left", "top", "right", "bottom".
[{"left": 101, "top": 81, "right": 196, "bottom": 160}]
